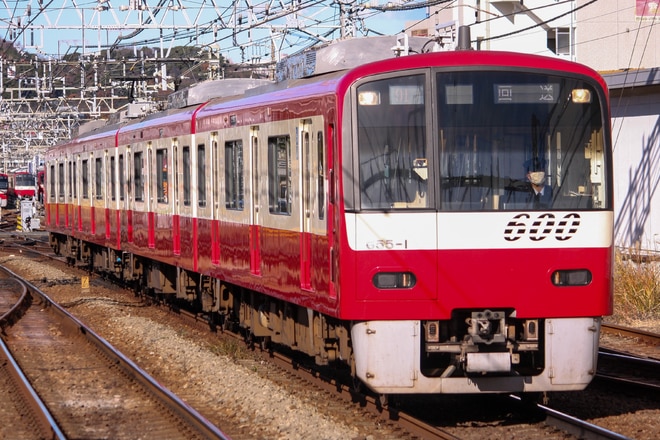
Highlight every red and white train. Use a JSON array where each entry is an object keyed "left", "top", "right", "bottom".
[
  {"left": 45, "top": 32, "right": 613, "bottom": 396},
  {"left": 9, "top": 170, "right": 37, "bottom": 202}
]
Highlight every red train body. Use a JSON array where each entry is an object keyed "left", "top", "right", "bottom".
[{"left": 45, "top": 35, "right": 613, "bottom": 395}]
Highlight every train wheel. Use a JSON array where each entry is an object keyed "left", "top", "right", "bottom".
[
  {"left": 376, "top": 393, "right": 388, "bottom": 410},
  {"left": 260, "top": 336, "right": 271, "bottom": 351}
]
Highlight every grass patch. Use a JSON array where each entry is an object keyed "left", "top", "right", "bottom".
[
  {"left": 613, "top": 249, "right": 660, "bottom": 323},
  {"left": 208, "top": 338, "right": 245, "bottom": 361}
]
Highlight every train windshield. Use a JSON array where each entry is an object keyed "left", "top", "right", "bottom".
[
  {"left": 0, "top": 175, "right": 7, "bottom": 190},
  {"left": 355, "top": 70, "right": 609, "bottom": 212},
  {"left": 15, "top": 173, "right": 36, "bottom": 186}
]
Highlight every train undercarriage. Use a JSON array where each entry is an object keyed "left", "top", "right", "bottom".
[
  {"left": 50, "top": 233, "right": 599, "bottom": 395},
  {"left": 49, "top": 234, "right": 353, "bottom": 370}
]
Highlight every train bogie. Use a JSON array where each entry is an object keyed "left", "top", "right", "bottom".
[{"left": 45, "top": 34, "right": 613, "bottom": 395}]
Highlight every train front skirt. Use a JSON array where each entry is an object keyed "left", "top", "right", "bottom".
[{"left": 351, "top": 317, "right": 600, "bottom": 394}]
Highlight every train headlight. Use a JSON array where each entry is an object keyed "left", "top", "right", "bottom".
[
  {"left": 372, "top": 272, "right": 416, "bottom": 289},
  {"left": 358, "top": 91, "right": 381, "bottom": 106},
  {"left": 571, "top": 89, "right": 592, "bottom": 103},
  {"left": 551, "top": 269, "right": 592, "bottom": 286}
]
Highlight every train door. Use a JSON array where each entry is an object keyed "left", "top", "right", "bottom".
[
  {"left": 301, "top": 120, "right": 313, "bottom": 290},
  {"left": 300, "top": 118, "right": 327, "bottom": 292},
  {"left": 103, "top": 150, "right": 111, "bottom": 240},
  {"left": 211, "top": 133, "right": 220, "bottom": 265},
  {"left": 126, "top": 146, "right": 134, "bottom": 243},
  {"left": 172, "top": 139, "right": 180, "bottom": 255},
  {"left": 118, "top": 148, "right": 128, "bottom": 243},
  {"left": 73, "top": 154, "right": 87, "bottom": 231},
  {"left": 147, "top": 143, "right": 155, "bottom": 248},
  {"left": 109, "top": 149, "right": 120, "bottom": 247},
  {"left": 249, "top": 126, "right": 261, "bottom": 275},
  {"left": 68, "top": 158, "right": 73, "bottom": 229}
]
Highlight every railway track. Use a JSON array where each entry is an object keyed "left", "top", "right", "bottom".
[
  {"left": 602, "top": 322, "right": 660, "bottom": 348},
  {"left": 0, "top": 276, "right": 63, "bottom": 440},
  {"left": 597, "top": 323, "right": 660, "bottom": 394},
  {"left": 0, "top": 263, "right": 229, "bottom": 440}
]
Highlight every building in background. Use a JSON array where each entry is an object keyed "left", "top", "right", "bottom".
[
  {"left": 408, "top": 0, "right": 576, "bottom": 59},
  {"left": 577, "top": 0, "right": 660, "bottom": 252},
  {"left": 408, "top": 0, "right": 660, "bottom": 253}
]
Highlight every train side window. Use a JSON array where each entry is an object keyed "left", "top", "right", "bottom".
[
  {"left": 82, "top": 159, "right": 89, "bottom": 199},
  {"left": 57, "top": 164, "right": 64, "bottom": 200},
  {"left": 156, "top": 148, "right": 168, "bottom": 204},
  {"left": 197, "top": 143, "right": 206, "bottom": 207},
  {"left": 268, "top": 135, "right": 291, "bottom": 215},
  {"left": 95, "top": 157, "right": 103, "bottom": 200},
  {"left": 317, "top": 130, "right": 325, "bottom": 220},
  {"left": 183, "top": 146, "right": 191, "bottom": 206},
  {"left": 67, "top": 162, "right": 72, "bottom": 198},
  {"left": 118, "top": 154, "right": 125, "bottom": 201},
  {"left": 72, "top": 161, "right": 77, "bottom": 198},
  {"left": 110, "top": 156, "right": 116, "bottom": 201},
  {"left": 49, "top": 165, "right": 55, "bottom": 200},
  {"left": 134, "top": 151, "right": 143, "bottom": 202},
  {"left": 225, "top": 140, "right": 244, "bottom": 210}
]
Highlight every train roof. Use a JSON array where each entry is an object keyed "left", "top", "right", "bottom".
[
  {"left": 166, "top": 78, "right": 274, "bottom": 110},
  {"left": 273, "top": 34, "right": 432, "bottom": 82},
  {"left": 337, "top": 48, "right": 608, "bottom": 91},
  {"left": 164, "top": 35, "right": 431, "bottom": 111},
  {"left": 116, "top": 104, "right": 203, "bottom": 144}
]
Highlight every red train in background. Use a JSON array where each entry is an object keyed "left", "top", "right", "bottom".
[
  {"left": 37, "top": 169, "right": 45, "bottom": 203},
  {"left": 0, "top": 170, "right": 38, "bottom": 208},
  {"left": 9, "top": 170, "right": 37, "bottom": 202},
  {"left": 44, "top": 31, "right": 613, "bottom": 397},
  {"left": 0, "top": 173, "right": 9, "bottom": 208}
]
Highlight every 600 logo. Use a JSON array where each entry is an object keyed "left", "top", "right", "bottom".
[{"left": 504, "top": 213, "right": 581, "bottom": 242}]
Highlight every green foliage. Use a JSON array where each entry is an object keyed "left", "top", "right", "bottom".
[{"left": 614, "top": 250, "right": 660, "bottom": 322}]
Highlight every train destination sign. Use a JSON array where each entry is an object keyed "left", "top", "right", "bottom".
[{"left": 494, "top": 83, "right": 560, "bottom": 104}]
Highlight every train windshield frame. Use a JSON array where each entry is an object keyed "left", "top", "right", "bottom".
[{"left": 352, "top": 68, "right": 610, "bottom": 212}]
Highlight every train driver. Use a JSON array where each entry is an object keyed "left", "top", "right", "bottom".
[
  {"left": 504, "top": 157, "right": 553, "bottom": 209},
  {"left": 524, "top": 158, "right": 553, "bottom": 209}
]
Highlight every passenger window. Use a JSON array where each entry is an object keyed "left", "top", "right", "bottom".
[
  {"left": 156, "top": 148, "right": 168, "bottom": 204},
  {"left": 198, "top": 144, "right": 206, "bottom": 207},
  {"left": 82, "top": 159, "right": 89, "bottom": 199},
  {"left": 268, "top": 135, "right": 291, "bottom": 215},
  {"left": 225, "top": 140, "right": 244, "bottom": 210},
  {"left": 134, "top": 152, "right": 143, "bottom": 202},
  {"left": 183, "top": 146, "right": 191, "bottom": 206},
  {"left": 118, "top": 154, "right": 125, "bottom": 201},
  {"left": 95, "top": 157, "right": 103, "bottom": 200},
  {"left": 110, "top": 156, "right": 116, "bottom": 201}
]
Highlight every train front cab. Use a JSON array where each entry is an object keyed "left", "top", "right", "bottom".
[{"left": 340, "top": 57, "right": 613, "bottom": 394}]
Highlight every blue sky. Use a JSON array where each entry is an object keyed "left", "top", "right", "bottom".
[{"left": 364, "top": 8, "right": 429, "bottom": 36}]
